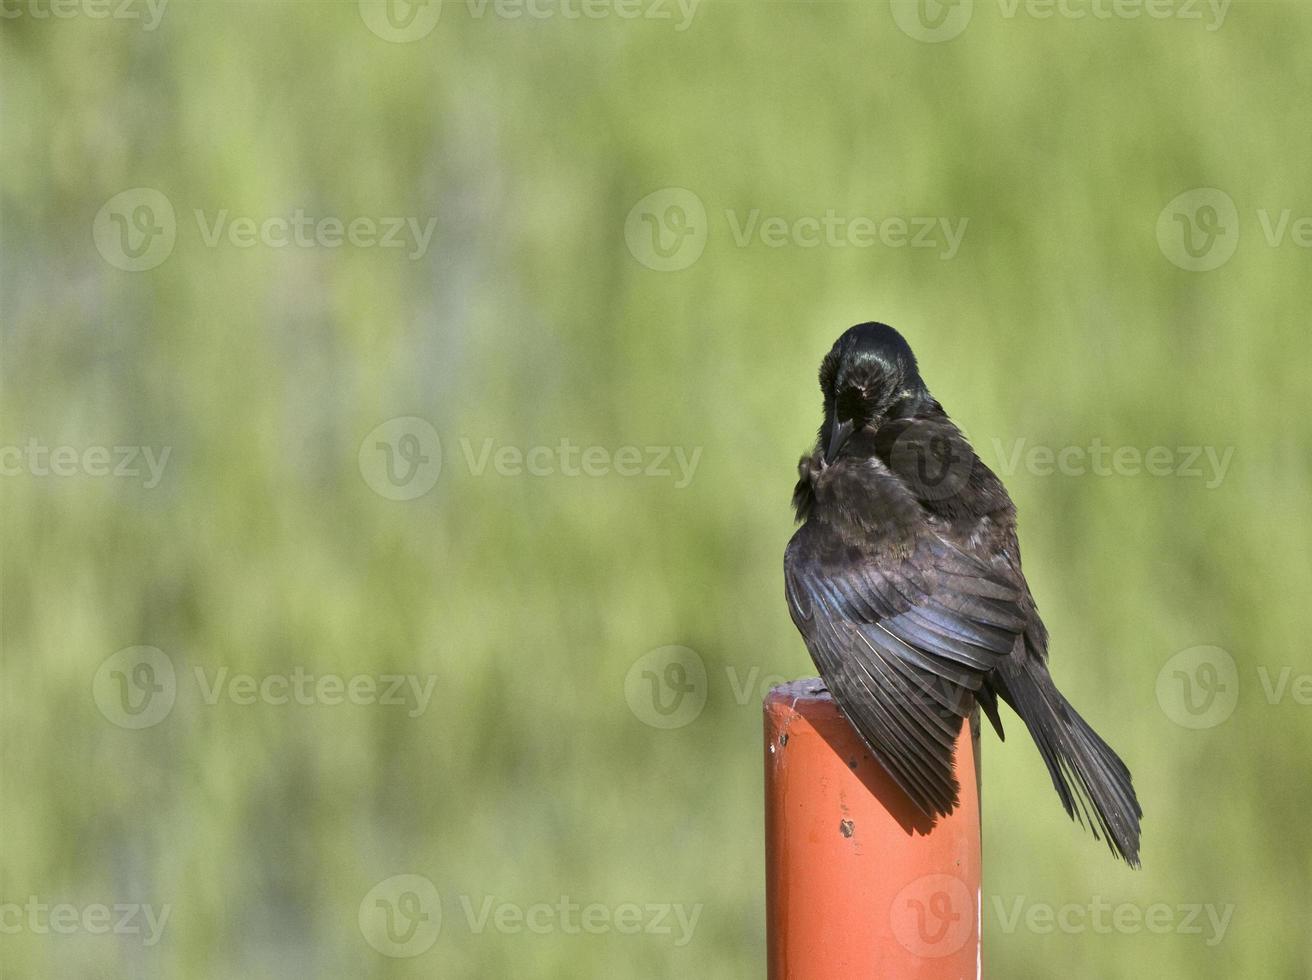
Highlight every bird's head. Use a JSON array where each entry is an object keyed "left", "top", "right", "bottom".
[{"left": 818, "top": 322, "right": 927, "bottom": 461}]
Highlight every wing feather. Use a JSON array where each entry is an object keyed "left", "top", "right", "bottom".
[{"left": 785, "top": 523, "right": 1025, "bottom": 817}]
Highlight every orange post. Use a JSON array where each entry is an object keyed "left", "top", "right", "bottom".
[{"left": 764, "top": 679, "right": 981, "bottom": 979}]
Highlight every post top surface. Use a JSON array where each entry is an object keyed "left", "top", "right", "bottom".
[{"left": 764, "top": 678, "right": 832, "bottom": 706}]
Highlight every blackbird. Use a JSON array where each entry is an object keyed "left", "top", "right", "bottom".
[{"left": 785, "top": 322, "right": 1142, "bottom": 865}]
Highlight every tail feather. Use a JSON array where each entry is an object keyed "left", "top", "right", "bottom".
[{"left": 996, "top": 661, "right": 1143, "bottom": 867}]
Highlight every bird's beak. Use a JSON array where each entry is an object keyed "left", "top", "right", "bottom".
[{"left": 825, "top": 418, "right": 854, "bottom": 464}]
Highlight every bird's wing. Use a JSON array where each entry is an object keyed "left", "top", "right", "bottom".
[
  {"left": 785, "top": 517, "right": 1026, "bottom": 817},
  {"left": 874, "top": 409, "right": 1051, "bottom": 664}
]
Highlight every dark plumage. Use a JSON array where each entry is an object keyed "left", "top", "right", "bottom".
[{"left": 784, "top": 322, "right": 1143, "bottom": 866}]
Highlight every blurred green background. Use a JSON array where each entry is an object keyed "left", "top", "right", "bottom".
[{"left": 3, "top": 0, "right": 1310, "bottom": 976}]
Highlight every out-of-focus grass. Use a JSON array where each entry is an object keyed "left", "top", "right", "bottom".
[{"left": 2, "top": 1, "right": 1310, "bottom": 976}]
